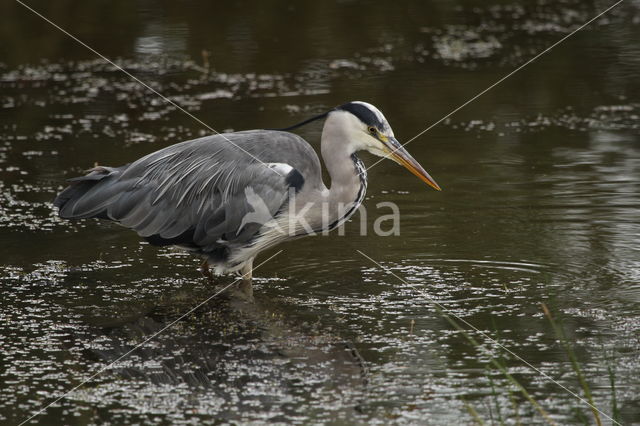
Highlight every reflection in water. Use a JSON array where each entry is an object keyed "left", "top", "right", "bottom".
[
  {"left": 1, "top": 0, "right": 639, "bottom": 424},
  {"left": 83, "top": 289, "right": 368, "bottom": 423},
  {"left": 0, "top": 261, "right": 369, "bottom": 424}
]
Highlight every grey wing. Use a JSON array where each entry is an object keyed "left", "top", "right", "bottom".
[{"left": 55, "top": 132, "right": 309, "bottom": 257}]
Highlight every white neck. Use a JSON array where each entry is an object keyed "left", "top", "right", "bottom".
[
  {"left": 278, "top": 111, "right": 369, "bottom": 236},
  {"left": 320, "top": 112, "right": 366, "bottom": 207}
]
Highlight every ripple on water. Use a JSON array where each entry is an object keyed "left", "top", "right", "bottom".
[
  {"left": 1, "top": 1, "right": 639, "bottom": 421},
  {"left": 0, "top": 260, "right": 373, "bottom": 424}
]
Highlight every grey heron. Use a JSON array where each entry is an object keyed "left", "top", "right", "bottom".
[{"left": 54, "top": 101, "right": 440, "bottom": 296}]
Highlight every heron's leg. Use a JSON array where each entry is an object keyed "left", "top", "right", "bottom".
[
  {"left": 199, "top": 259, "right": 215, "bottom": 281},
  {"left": 237, "top": 258, "right": 254, "bottom": 299}
]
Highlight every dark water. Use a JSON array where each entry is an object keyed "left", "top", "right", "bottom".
[{"left": 1, "top": 0, "right": 639, "bottom": 424}]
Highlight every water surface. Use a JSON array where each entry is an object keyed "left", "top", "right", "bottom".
[{"left": 1, "top": 0, "right": 639, "bottom": 424}]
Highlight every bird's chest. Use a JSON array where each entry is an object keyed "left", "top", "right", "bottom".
[
  {"left": 324, "top": 155, "right": 367, "bottom": 231},
  {"left": 349, "top": 154, "right": 367, "bottom": 210}
]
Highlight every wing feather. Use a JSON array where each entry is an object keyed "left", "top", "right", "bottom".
[{"left": 55, "top": 130, "right": 322, "bottom": 260}]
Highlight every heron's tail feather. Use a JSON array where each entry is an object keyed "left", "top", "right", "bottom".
[{"left": 54, "top": 166, "right": 127, "bottom": 220}]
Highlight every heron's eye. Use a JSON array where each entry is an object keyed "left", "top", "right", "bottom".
[{"left": 368, "top": 126, "right": 377, "bottom": 135}]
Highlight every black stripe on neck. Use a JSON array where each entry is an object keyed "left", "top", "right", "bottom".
[{"left": 324, "top": 154, "right": 367, "bottom": 232}]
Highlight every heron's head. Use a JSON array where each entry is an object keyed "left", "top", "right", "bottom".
[{"left": 330, "top": 101, "right": 441, "bottom": 191}]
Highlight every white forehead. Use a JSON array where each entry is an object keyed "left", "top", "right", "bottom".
[
  {"left": 352, "top": 101, "right": 386, "bottom": 123},
  {"left": 352, "top": 101, "right": 393, "bottom": 135}
]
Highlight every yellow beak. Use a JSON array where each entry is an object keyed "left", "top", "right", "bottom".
[{"left": 385, "top": 137, "right": 441, "bottom": 191}]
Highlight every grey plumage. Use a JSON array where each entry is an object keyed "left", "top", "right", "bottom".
[
  {"left": 55, "top": 101, "right": 440, "bottom": 288},
  {"left": 56, "top": 130, "right": 320, "bottom": 265}
]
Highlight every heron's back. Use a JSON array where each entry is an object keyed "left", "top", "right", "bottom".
[{"left": 54, "top": 130, "right": 323, "bottom": 268}]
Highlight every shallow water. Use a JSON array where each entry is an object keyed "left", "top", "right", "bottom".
[{"left": 1, "top": 0, "right": 639, "bottom": 424}]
